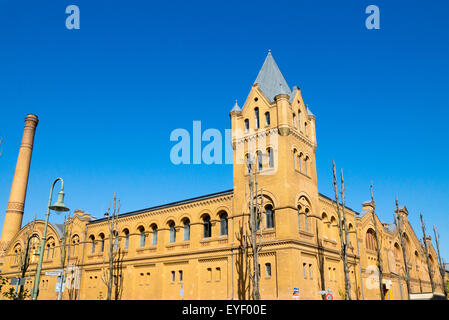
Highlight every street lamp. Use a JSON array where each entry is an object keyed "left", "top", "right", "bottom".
[{"left": 32, "top": 177, "right": 69, "bottom": 300}]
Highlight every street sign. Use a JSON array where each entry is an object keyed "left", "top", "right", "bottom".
[{"left": 45, "top": 269, "right": 63, "bottom": 276}]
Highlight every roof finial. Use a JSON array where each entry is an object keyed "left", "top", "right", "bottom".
[{"left": 268, "top": 49, "right": 271, "bottom": 54}]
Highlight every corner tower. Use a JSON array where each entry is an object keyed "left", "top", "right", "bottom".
[
  {"left": 0, "top": 114, "right": 39, "bottom": 253},
  {"left": 230, "top": 51, "right": 319, "bottom": 239}
]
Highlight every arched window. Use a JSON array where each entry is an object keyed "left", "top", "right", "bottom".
[
  {"left": 183, "top": 219, "right": 190, "bottom": 241},
  {"left": 203, "top": 215, "right": 212, "bottom": 238},
  {"left": 169, "top": 221, "right": 176, "bottom": 243},
  {"left": 99, "top": 233, "right": 105, "bottom": 252},
  {"left": 71, "top": 235, "right": 80, "bottom": 257},
  {"left": 254, "top": 107, "right": 260, "bottom": 129},
  {"left": 293, "top": 149, "right": 297, "bottom": 170},
  {"left": 257, "top": 151, "right": 263, "bottom": 171},
  {"left": 304, "top": 208, "right": 310, "bottom": 231},
  {"left": 394, "top": 243, "right": 401, "bottom": 259},
  {"left": 297, "top": 205, "right": 302, "bottom": 230},
  {"left": 265, "top": 112, "right": 270, "bottom": 126},
  {"left": 293, "top": 113, "right": 297, "bottom": 128},
  {"left": 89, "top": 235, "right": 95, "bottom": 254},
  {"left": 244, "top": 119, "right": 249, "bottom": 133},
  {"left": 305, "top": 122, "right": 308, "bottom": 136},
  {"left": 304, "top": 156, "right": 309, "bottom": 176},
  {"left": 267, "top": 147, "right": 274, "bottom": 168},
  {"left": 330, "top": 217, "right": 337, "bottom": 240},
  {"left": 151, "top": 224, "right": 158, "bottom": 246},
  {"left": 265, "top": 205, "right": 274, "bottom": 229},
  {"left": 138, "top": 227, "right": 146, "bottom": 247},
  {"left": 123, "top": 229, "right": 129, "bottom": 249},
  {"left": 113, "top": 231, "right": 119, "bottom": 251},
  {"left": 220, "top": 212, "right": 228, "bottom": 236},
  {"left": 298, "top": 153, "right": 303, "bottom": 172},
  {"left": 365, "top": 229, "right": 377, "bottom": 251},
  {"left": 245, "top": 154, "right": 250, "bottom": 173},
  {"left": 298, "top": 110, "right": 301, "bottom": 130},
  {"left": 322, "top": 212, "right": 329, "bottom": 238}
]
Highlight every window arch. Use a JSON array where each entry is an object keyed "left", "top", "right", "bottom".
[
  {"left": 330, "top": 216, "right": 337, "bottom": 240},
  {"left": 183, "top": 219, "right": 190, "bottom": 241},
  {"left": 298, "top": 110, "right": 302, "bottom": 130},
  {"left": 304, "top": 122, "right": 308, "bottom": 136},
  {"left": 254, "top": 107, "right": 260, "bottom": 129},
  {"left": 304, "top": 156, "right": 309, "bottom": 176},
  {"left": 219, "top": 212, "right": 228, "bottom": 236},
  {"left": 297, "top": 205, "right": 302, "bottom": 230},
  {"left": 151, "top": 224, "right": 158, "bottom": 246},
  {"left": 203, "top": 214, "right": 212, "bottom": 238},
  {"left": 168, "top": 221, "right": 176, "bottom": 243},
  {"left": 365, "top": 229, "right": 377, "bottom": 251},
  {"left": 322, "top": 212, "right": 329, "bottom": 238},
  {"left": 293, "top": 113, "right": 297, "bottom": 128},
  {"left": 244, "top": 119, "right": 249, "bottom": 133},
  {"left": 265, "top": 204, "right": 274, "bottom": 229},
  {"left": 304, "top": 208, "right": 310, "bottom": 231}
]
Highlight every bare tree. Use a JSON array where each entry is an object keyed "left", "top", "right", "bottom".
[
  {"left": 57, "top": 213, "right": 75, "bottom": 300},
  {"left": 101, "top": 193, "right": 123, "bottom": 300},
  {"left": 433, "top": 225, "right": 448, "bottom": 298},
  {"left": 235, "top": 155, "right": 264, "bottom": 300},
  {"left": 16, "top": 216, "right": 37, "bottom": 299},
  {"left": 331, "top": 160, "right": 351, "bottom": 300},
  {"left": 419, "top": 213, "right": 435, "bottom": 293},
  {"left": 370, "top": 182, "right": 384, "bottom": 300},
  {"left": 393, "top": 198, "right": 411, "bottom": 299}
]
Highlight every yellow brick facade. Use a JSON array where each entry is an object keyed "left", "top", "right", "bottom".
[{"left": 0, "top": 53, "right": 445, "bottom": 300}]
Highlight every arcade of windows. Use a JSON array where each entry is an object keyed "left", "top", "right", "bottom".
[{"left": 293, "top": 148, "right": 310, "bottom": 176}]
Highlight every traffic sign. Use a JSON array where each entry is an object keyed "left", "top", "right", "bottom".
[
  {"left": 10, "top": 277, "right": 25, "bottom": 286},
  {"left": 325, "top": 293, "right": 333, "bottom": 300},
  {"left": 45, "top": 269, "right": 63, "bottom": 276}
]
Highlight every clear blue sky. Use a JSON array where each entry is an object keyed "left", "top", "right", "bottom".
[{"left": 0, "top": 1, "right": 448, "bottom": 260}]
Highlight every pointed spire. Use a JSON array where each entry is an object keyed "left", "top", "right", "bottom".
[
  {"left": 230, "top": 99, "right": 241, "bottom": 113},
  {"left": 254, "top": 51, "right": 291, "bottom": 102}
]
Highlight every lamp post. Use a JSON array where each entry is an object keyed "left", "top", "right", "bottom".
[{"left": 32, "top": 177, "right": 69, "bottom": 300}]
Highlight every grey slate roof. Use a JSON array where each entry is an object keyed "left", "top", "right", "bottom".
[
  {"left": 230, "top": 100, "right": 241, "bottom": 113},
  {"left": 254, "top": 51, "right": 292, "bottom": 102}
]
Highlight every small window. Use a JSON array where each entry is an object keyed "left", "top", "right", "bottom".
[
  {"left": 257, "top": 151, "right": 263, "bottom": 171},
  {"left": 207, "top": 268, "right": 212, "bottom": 281},
  {"left": 303, "top": 263, "right": 307, "bottom": 279},
  {"left": 293, "top": 113, "right": 297, "bottom": 128},
  {"left": 100, "top": 234, "right": 105, "bottom": 252},
  {"left": 124, "top": 229, "right": 129, "bottom": 249},
  {"left": 216, "top": 267, "right": 221, "bottom": 281},
  {"left": 309, "top": 264, "right": 312, "bottom": 279},
  {"left": 171, "top": 271, "right": 175, "bottom": 283},
  {"left": 179, "top": 270, "right": 183, "bottom": 282},
  {"left": 265, "top": 263, "right": 272, "bottom": 277},
  {"left": 244, "top": 119, "right": 249, "bottom": 133}
]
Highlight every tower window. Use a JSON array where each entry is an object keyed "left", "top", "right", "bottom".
[
  {"left": 267, "top": 147, "right": 274, "bottom": 168},
  {"left": 265, "top": 112, "right": 270, "bottom": 125},
  {"left": 254, "top": 107, "right": 260, "bottom": 129},
  {"left": 293, "top": 113, "right": 296, "bottom": 128},
  {"left": 244, "top": 119, "right": 249, "bottom": 133},
  {"left": 265, "top": 204, "right": 274, "bottom": 228}
]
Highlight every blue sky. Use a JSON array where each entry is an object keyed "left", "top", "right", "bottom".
[{"left": 0, "top": 0, "right": 448, "bottom": 260}]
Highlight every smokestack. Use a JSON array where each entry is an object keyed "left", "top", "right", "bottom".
[{"left": 0, "top": 114, "right": 38, "bottom": 250}]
